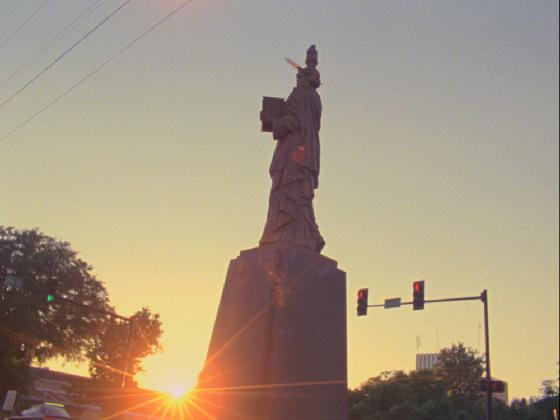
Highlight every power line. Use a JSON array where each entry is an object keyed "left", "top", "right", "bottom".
[
  {"left": 0, "top": 0, "right": 195, "bottom": 145},
  {"left": 0, "top": 0, "right": 133, "bottom": 112},
  {"left": 0, "top": 0, "right": 108, "bottom": 94},
  {"left": 0, "top": 0, "right": 50, "bottom": 52}
]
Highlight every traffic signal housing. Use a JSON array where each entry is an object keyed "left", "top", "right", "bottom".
[
  {"left": 45, "top": 279, "right": 58, "bottom": 303},
  {"left": 357, "top": 288, "right": 369, "bottom": 316},
  {"left": 480, "top": 379, "right": 505, "bottom": 393},
  {"left": 412, "top": 280, "right": 425, "bottom": 310}
]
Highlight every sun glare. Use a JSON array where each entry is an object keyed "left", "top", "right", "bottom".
[
  {"left": 168, "top": 384, "right": 189, "bottom": 399},
  {"left": 157, "top": 387, "right": 198, "bottom": 420}
]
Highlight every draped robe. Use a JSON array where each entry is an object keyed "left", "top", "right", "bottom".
[{"left": 259, "top": 85, "right": 325, "bottom": 252}]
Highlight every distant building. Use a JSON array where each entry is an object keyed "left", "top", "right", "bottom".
[{"left": 416, "top": 353, "right": 439, "bottom": 370}]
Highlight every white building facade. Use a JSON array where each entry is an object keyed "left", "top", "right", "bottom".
[{"left": 416, "top": 353, "right": 439, "bottom": 370}]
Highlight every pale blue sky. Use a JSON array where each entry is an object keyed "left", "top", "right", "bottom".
[{"left": 1, "top": 0, "right": 558, "bottom": 399}]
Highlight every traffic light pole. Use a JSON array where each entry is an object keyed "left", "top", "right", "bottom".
[
  {"left": 3, "top": 276, "right": 133, "bottom": 388},
  {"left": 122, "top": 320, "right": 134, "bottom": 389},
  {"left": 482, "top": 290, "right": 493, "bottom": 420},
  {"left": 16, "top": 282, "right": 130, "bottom": 321},
  {"left": 366, "top": 289, "right": 494, "bottom": 420},
  {"left": 24, "top": 283, "right": 133, "bottom": 388},
  {"left": 367, "top": 295, "right": 481, "bottom": 308}
]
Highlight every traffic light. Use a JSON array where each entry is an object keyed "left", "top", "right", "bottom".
[
  {"left": 45, "top": 279, "right": 58, "bottom": 303},
  {"left": 480, "top": 379, "right": 505, "bottom": 393},
  {"left": 357, "top": 288, "right": 369, "bottom": 316},
  {"left": 412, "top": 280, "right": 425, "bottom": 310}
]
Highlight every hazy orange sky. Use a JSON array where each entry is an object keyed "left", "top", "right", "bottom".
[{"left": 0, "top": 0, "right": 558, "bottom": 400}]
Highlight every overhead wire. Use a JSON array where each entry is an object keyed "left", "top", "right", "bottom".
[
  {"left": 0, "top": 0, "right": 50, "bottom": 52},
  {"left": 0, "top": 0, "right": 108, "bottom": 94},
  {"left": 0, "top": 0, "right": 134, "bottom": 112},
  {"left": 0, "top": 0, "right": 195, "bottom": 144}
]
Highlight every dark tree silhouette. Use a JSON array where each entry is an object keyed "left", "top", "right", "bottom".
[
  {"left": 349, "top": 343, "right": 487, "bottom": 420},
  {"left": 87, "top": 307, "right": 162, "bottom": 387},
  {"left": 436, "top": 342, "right": 484, "bottom": 401},
  {"left": 0, "top": 227, "right": 111, "bottom": 396},
  {"left": 0, "top": 226, "right": 162, "bottom": 396},
  {"left": 349, "top": 344, "right": 559, "bottom": 419}
]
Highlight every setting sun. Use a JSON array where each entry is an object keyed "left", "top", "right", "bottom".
[
  {"left": 167, "top": 384, "right": 189, "bottom": 399},
  {"left": 136, "top": 352, "right": 198, "bottom": 396}
]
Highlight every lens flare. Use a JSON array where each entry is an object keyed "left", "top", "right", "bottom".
[{"left": 168, "top": 384, "right": 189, "bottom": 399}]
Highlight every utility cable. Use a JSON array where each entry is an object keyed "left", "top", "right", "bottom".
[
  {"left": 0, "top": 0, "right": 50, "bottom": 52},
  {"left": 0, "top": 0, "right": 108, "bottom": 93},
  {"left": 0, "top": 0, "right": 133, "bottom": 112},
  {"left": 0, "top": 0, "right": 195, "bottom": 144}
]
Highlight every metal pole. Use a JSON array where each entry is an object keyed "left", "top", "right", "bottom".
[
  {"left": 122, "top": 319, "right": 133, "bottom": 388},
  {"left": 367, "top": 295, "right": 481, "bottom": 308},
  {"left": 482, "top": 290, "right": 493, "bottom": 420},
  {"left": 363, "top": 287, "right": 495, "bottom": 418},
  {"left": 13, "top": 279, "right": 130, "bottom": 321}
]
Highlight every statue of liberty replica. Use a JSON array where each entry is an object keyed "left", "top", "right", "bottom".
[
  {"left": 196, "top": 45, "right": 347, "bottom": 420},
  {"left": 260, "top": 45, "right": 325, "bottom": 253}
]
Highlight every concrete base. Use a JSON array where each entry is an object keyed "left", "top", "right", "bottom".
[{"left": 196, "top": 245, "right": 347, "bottom": 420}]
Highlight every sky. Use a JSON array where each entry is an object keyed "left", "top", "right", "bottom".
[{"left": 0, "top": 0, "right": 558, "bottom": 401}]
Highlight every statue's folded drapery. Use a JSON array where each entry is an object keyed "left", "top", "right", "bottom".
[{"left": 259, "top": 82, "right": 325, "bottom": 253}]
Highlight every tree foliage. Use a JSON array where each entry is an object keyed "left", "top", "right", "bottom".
[
  {"left": 509, "top": 396, "right": 560, "bottom": 420},
  {"left": 348, "top": 367, "right": 488, "bottom": 420},
  {"left": 87, "top": 307, "right": 162, "bottom": 387},
  {"left": 349, "top": 343, "right": 559, "bottom": 420},
  {"left": 349, "top": 343, "right": 486, "bottom": 419},
  {"left": 436, "top": 342, "right": 484, "bottom": 401},
  {"left": 540, "top": 364, "right": 559, "bottom": 399},
  {"left": 0, "top": 227, "right": 162, "bottom": 395}
]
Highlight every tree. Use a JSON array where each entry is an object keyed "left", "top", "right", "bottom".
[
  {"left": 540, "top": 363, "right": 559, "bottom": 399},
  {"left": 350, "top": 354, "right": 560, "bottom": 420},
  {"left": 87, "top": 307, "right": 162, "bottom": 387},
  {"left": 435, "top": 342, "right": 484, "bottom": 401},
  {"left": 349, "top": 369, "right": 451, "bottom": 420},
  {"left": 541, "top": 379, "right": 559, "bottom": 398},
  {"left": 349, "top": 343, "right": 486, "bottom": 420},
  {"left": 0, "top": 227, "right": 163, "bottom": 395},
  {"left": 0, "top": 227, "right": 111, "bottom": 396}
]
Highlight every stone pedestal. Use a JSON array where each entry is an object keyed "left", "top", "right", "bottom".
[{"left": 196, "top": 245, "right": 347, "bottom": 420}]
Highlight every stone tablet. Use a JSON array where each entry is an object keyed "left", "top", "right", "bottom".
[{"left": 260, "top": 96, "right": 286, "bottom": 132}]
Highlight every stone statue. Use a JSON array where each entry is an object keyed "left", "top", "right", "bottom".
[{"left": 259, "top": 45, "right": 325, "bottom": 253}]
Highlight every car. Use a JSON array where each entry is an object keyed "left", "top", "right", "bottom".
[{"left": 9, "top": 403, "right": 72, "bottom": 419}]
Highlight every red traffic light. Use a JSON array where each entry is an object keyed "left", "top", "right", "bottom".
[
  {"left": 412, "top": 280, "right": 425, "bottom": 310},
  {"left": 480, "top": 379, "right": 505, "bottom": 393},
  {"left": 357, "top": 288, "right": 369, "bottom": 316}
]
